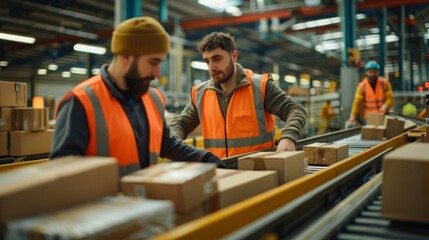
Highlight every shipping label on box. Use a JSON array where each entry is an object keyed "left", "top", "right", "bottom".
[
  {"left": 0, "top": 156, "right": 119, "bottom": 223},
  {"left": 304, "top": 143, "right": 349, "bottom": 165},
  {"left": 0, "top": 81, "right": 27, "bottom": 107},
  {"left": 238, "top": 151, "right": 305, "bottom": 185},
  {"left": 121, "top": 162, "right": 218, "bottom": 214},
  {"left": 382, "top": 143, "right": 429, "bottom": 224},
  {"left": 0, "top": 107, "right": 12, "bottom": 131}
]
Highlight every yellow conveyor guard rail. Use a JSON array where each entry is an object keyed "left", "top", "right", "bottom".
[{"left": 153, "top": 129, "right": 414, "bottom": 240}]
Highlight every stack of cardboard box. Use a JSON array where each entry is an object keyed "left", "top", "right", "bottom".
[
  {"left": 0, "top": 81, "right": 54, "bottom": 158},
  {"left": 1, "top": 156, "right": 175, "bottom": 239},
  {"left": 361, "top": 113, "right": 386, "bottom": 140}
]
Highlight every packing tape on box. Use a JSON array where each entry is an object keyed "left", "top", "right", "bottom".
[{"left": 252, "top": 158, "right": 266, "bottom": 170}]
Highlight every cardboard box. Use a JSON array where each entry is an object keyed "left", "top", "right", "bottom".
[
  {"left": 304, "top": 143, "right": 349, "bottom": 165},
  {"left": 384, "top": 117, "right": 405, "bottom": 139},
  {"left": 9, "top": 130, "right": 54, "bottom": 156},
  {"left": 12, "top": 107, "right": 49, "bottom": 131},
  {"left": 361, "top": 125, "right": 385, "bottom": 140},
  {"left": 121, "top": 162, "right": 218, "bottom": 214},
  {"left": 382, "top": 143, "right": 429, "bottom": 224},
  {"left": 212, "top": 169, "right": 278, "bottom": 210},
  {"left": 5, "top": 196, "right": 174, "bottom": 240},
  {"left": 0, "top": 156, "right": 119, "bottom": 223},
  {"left": 0, "top": 107, "right": 12, "bottom": 131},
  {"left": 174, "top": 204, "right": 205, "bottom": 226},
  {"left": 0, "top": 81, "right": 27, "bottom": 107},
  {"left": 0, "top": 131, "right": 7, "bottom": 156},
  {"left": 238, "top": 151, "right": 305, "bottom": 185},
  {"left": 366, "top": 112, "right": 385, "bottom": 126}
]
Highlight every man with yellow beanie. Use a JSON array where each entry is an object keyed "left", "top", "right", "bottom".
[{"left": 51, "top": 17, "right": 226, "bottom": 176}]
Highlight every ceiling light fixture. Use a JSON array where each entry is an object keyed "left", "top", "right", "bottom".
[
  {"left": 70, "top": 67, "right": 88, "bottom": 75},
  {"left": 0, "top": 61, "right": 8, "bottom": 67},
  {"left": 48, "top": 63, "right": 58, "bottom": 71},
  {"left": 0, "top": 32, "right": 36, "bottom": 44},
  {"left": 73, "top": 43, "right": 106, "bottom": 55},
  {"left": 191, "top": 61, "right": 208, "bottom": 70},
  {"left": 62, "top": 71, "right": 71, "bottom": 78}
]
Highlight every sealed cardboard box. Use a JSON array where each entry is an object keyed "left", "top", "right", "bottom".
[
  {"left": 384, "top": 117, "right": 405, "bottom": 139},
  {"left": 361, "top": 125, "right": 385, "bottom": 140},
  {"left": 304, "top": 143, "right": 349, "bottom": 165},
  {"left": 5, "top": 196, "right": 174, "bottom": 240},
  {"left": 382, "top": 143, "right": 429, "bottom": 224},
  {"left": 174, "top": 204, "right": 205, "bottom": 226},
  {"left": 9, "top": 130, "right": 54, "bottom": 156},
  {"left": 0, "top": 81, "right": 27, "bottom": 107},
  {"left": 12, "top": 107, "right": 49, "bottom": 131},
  {"left": 0, "top": 131, "right": 7, "bottom": 156},
  {"left": 0, "top": 107, "right": 12, "bottom": 131},
  {"left": 121, "top": 162, "right": 217, "bottom": 214},
  {"left": 212, "top": 169, "right": 278, "bottom": 210},
  {"left": 0, "top": 156, "right": 118, "bottom": 223},
  {"left": 366, "top": 112, "right": 385, "bottom": 126},
  {"left": 238, "top": 151, "right": 305, "bottom": 185}
]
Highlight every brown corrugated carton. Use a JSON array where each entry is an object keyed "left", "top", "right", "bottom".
[
  {"left": 0, "top": 131, "right": 7, "bottom": 156},
  {"left": 9, "top": 130, "right": 54, "bottom": 156},
  {"left": 361, "top": 125, "right": 385, "bottom": 140},
  {"left": 0, "top": 81, "right": 27, "bottom": 107},
  {"left": 12, "top": 107, "right": 49, "bottom": 131},
  {"left": 211, "top": 169, "right": 278, "bottom": 210},
  {"left": 174, "top": 204, "right": 205, "bottom": 226},
  {"left": 366, "top": 112, "right": 385, "bottom": 126},
  {"left": 0, "top": 107, "right": 12, "bottom": 131},
  {"left": 0, "top": 156, "right": 118, "bottom": 223},
  {"left": 384, "top": 117, "right": 405, "bottom": 139},
  {"left": 382, "top": 143, "right": 429, "bottom": 224},
  {"left": 5, "top": 196, "right": 174, "bottom": 240},
  {"left": 238, "top": 151, "right": 305, "bottom": 185},
  {"left": 304, "top": 143, "right": 349, "bottom": 165},
  {"left": 121, "top": 162, "right": 218, "bottom": 214}
]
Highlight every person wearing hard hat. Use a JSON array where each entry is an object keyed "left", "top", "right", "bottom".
[{"left": 346, "top": 60, "right": 394, "bottom": 127}]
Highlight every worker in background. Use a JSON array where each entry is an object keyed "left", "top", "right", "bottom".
[
  {"left": 50, "top": 17, "right": 226, "bottom": 176},
  {"left": 346, "top": 60, "right": 393, "bottom": 128},
  {"left": 169, "top": 32, "right": 307, "bottom": 158},
  {"left": 318, "top": 100, "right": 334, "bottom": 134},
  {"left": 401, "top": 97, "right": 417, "bottom": 116}
]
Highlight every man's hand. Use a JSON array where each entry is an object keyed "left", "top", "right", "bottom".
[
  {"left": 345, "top": 118, "right": 357, "bottom": 129},
  {"left": 276, "top": 138, "right": 296, "bottom": 152},
  {"left": 378, "top": 105, "right": 388, "bottom": 114}
]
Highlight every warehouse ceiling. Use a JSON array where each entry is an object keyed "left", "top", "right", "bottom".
[{"left": 0, "top": 0, "right": 429, "bottom": 86}]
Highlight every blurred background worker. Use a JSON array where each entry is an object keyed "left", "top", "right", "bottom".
[
  {"left": 318, "top": 100, "right": 334, "bottom": 134},
  {"left": 346, "top": 60, "right": 393, "bottom": 127},
  {"left": 169, "top": 32, "right": 307, "bottom": 159},
  {"left": 401, "top": 97, "right": 417, "bottom": 116}
]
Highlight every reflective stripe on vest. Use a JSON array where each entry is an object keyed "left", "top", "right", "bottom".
[
  {"left": 360, "top": 77, "right": 387, "bottom": 118},
  {"left": 193, "top": 71, "right": 275, "bottom": 158},
  {"left": 71, "top": 75, "right": 164, "bottom": 176}
]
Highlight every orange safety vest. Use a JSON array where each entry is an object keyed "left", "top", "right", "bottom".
[
  {"left": 192, "top": 69, "right": 275, "bottom": 158},
  {"left": 359, "top": 77, "right": 387, "bottom": 119},
  {"left": 70, "top": 75, "right": 164, "bottom": 176}
]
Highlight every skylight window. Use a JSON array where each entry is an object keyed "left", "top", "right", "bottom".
[{"left": 198, "top": 0, "right": 242, "bottom": 13}]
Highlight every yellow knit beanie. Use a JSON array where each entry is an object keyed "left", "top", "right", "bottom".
[{"left": 111, "top": 17, "right": 170, "bottom": 55}]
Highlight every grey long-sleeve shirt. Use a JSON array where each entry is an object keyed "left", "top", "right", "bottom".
[
  {"left": 50, "top": 64, "right": 219, "bottom": 170},
  {"left": 169, "top": 63, "right": 307, "bottom": 144}
]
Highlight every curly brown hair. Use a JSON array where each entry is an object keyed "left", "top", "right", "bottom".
[{"left": 197, "top": 32, "right": 236, "bottom": 54}]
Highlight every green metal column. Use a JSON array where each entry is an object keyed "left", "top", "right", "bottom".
[
  {"left": 340, "top": 0, "right": 356, "bottom": 67},
  {"left": 114, "top": 0, "right": 141, "bottom": 25},
  {"left": 378, "top": 8, "right": 387, "bottom": 77},
  {"left": 398, "top": 6, "right": 405, "bottom": 91},
  {"left": 159, "top": 0, "right": 169, "bottom": 87}
]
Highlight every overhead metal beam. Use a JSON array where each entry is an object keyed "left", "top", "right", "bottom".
[
  {"left": 181, "top": 0, "right": 429, "bottom": 30},
  {"left": 7, "top": 0, "right": 113, "bottom": 26}
]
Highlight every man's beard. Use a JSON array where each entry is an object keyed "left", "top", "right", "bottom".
[
  {"left": 124, "top": 60, "right": 154, "bottom": 99},
  {"left": 368, "top": 76, "right": 378, "bottom": 82},
  {"left": 211, "top": 58, "right": 234, "bottom": 84}
]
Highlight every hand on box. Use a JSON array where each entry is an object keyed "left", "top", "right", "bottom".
[
  {"left": 345, "top": 118, "right": 357, "bottom": 129},
  {"left": 276, "top": 138, "right": 296, "bottom": 152}
]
